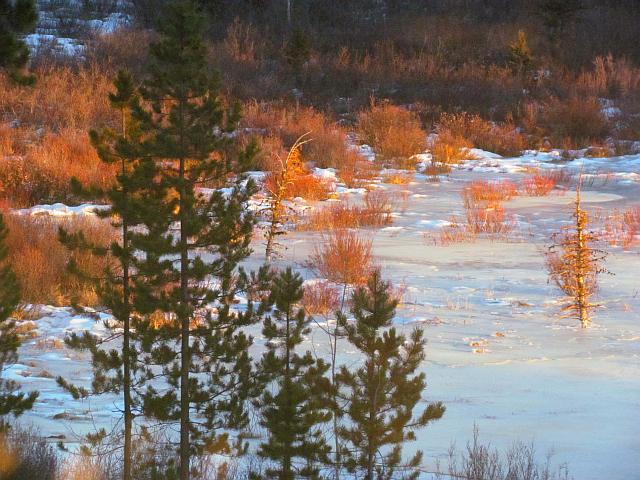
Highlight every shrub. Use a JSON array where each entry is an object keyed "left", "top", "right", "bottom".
[
  {"left": 0, "top": 424, "right": 58, "bottom": 480},
  {"left": 542, "top": 96, "right": 610, "bottom": 145},
  {"left": 0, "top": 129, "right": 117, "bottom": 208},
  {"left": 465, "top": 205, "right": 515, "bottom": 236},
  {"left": 521, "top": 173, "right": 557, "bottom": 196},
  {"left": 429, "top": 131, "right": 472, "bottom": 165},
  {"left": 4, "top": 214, "right": 116, "bottom": 306},
  {"left": 461, "top": 180, "right": 518, "bottom": 208},
  {"left": 241, "top": 102, "right": 351, "bottom": 169},
  {"left": 605, "top": 206, "right": 640, "bottom": 249},
  {"left": 303, "top": 281, "right": 341, "bottom": 317},
  {"left": 306, "top": 230, "right": 373, "bottom": 286},
  {"left": 264, "top": 171, "right": 332, "bottom": 201},
  {"left": 300, "top": 191, "right": 393, "bottom": 230},
  {"left": 357, "top": 102, "right": 426, "bottom": 167},
  {"left": 436, "top": 112, "right": 526, "bottom": 157},
  {"left": 382, "top": 171, "right": 414, "bottom": 184},
  {"left": 337, "top": 150, "right": 376, "bottom": 188},
  {"left": 0, "top": 66, "right": 116, "bottom": 132}
]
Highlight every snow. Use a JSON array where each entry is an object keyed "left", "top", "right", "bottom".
[
  {"left": 9, "top": 148, "right": 640, "bottom": 479},
  {"left": 15, "top": 203, "right": 109, "bottom": 217}
]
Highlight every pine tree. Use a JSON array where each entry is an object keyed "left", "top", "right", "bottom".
[
  {"left": 125, "top": 2, "right": 259, "bottom": 478},
  {"left": 0, "top": 0, "right": 38, "bottom": 84},
  {"left": 254, "top": 268, "right": 332, "bottom": 479},
  {"left": 0, "top": 213, "right": 38, "bottom": 419},
  {"left": 508, "top": 30, "right": 533, "bottom": 75},
  {"left": 57, "top": 70, "right": 144, "bottom": 480},
  {"left": 336, "top": 271, "right": 444, "bottom": 480},
  {"left": 284, "top": 27, "right": 310, "bottom": 71},
  {"left": 546, "top": 180, "right": 609, "bottom": 327}
]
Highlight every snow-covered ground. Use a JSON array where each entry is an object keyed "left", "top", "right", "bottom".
[{"left": 9, "top": 150, "right": 640, "bottom": 479}]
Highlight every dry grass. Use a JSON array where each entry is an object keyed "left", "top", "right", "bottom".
[
  {"left": 356, "top": 101, "right": 426, "bottom": 167},
  {"left": 542, "top": 96, "right": 611, "bottom": 145},
  {"left": 465, "top": 205, "right": 515, "bottom": 235},
  {"left": 436, "top": 112, "right": 526, "bottom": 157},
  {"left": 461, "top": 180, "right": 518, "bottom": 209},
  {"left": 306, "top": 230, "right": 373, "bottom": 286},
  {"left": 4, "top": 214, "right": 116, "bottom": 306},
  {"left": 0, "top": 129, "right": 117, "bottom": 207},
  {"left": 303, "top": 281, "right": 341, "bottom": 316},
  {"left": 264, "top": 170, "right": 332, "bottom": 201},
  {"left": 381, "top": 171, "right": 414, "bottom": 185},
  {"left": 241, "top": 102, "right": 351, "bottom": 169},
  {"left": 300, "top": 190, "right": 393, "bottom": 230},
  {"left": 0, "top": 66, "right": 116, "bottom": 132},
  {"left": 604, "top": 206, "right": 640, "bottom": 249},
  {"left": 521, "top": 173, "right": 557, "bottom": 196},
  {"left": 429, "top": 131, "right": 473, "bottom": 165}
]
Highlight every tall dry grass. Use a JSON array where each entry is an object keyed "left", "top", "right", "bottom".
[{"left": 4, "top": 214, "right": 116, "bottom": 306}]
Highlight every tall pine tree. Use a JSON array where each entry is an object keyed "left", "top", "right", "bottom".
[
  {"left": 337, "top": 271, "right": 445, "bottom": 480},
  {"left": 126, "top": 2, "right": 259, "bottom": 478},
  {"left": 254, "top": 268, "right": 332, "bottom": 479},
  {"left": 57, "top": 70, "right": 144, "bottom": 480},
  {"left": 0, "top": 213, "right": 38, "bottom": 419},
  {"left": 0, "top": 0, "right": 38, "bottom": 84}
]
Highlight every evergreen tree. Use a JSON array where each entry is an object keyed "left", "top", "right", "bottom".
[
  {"left": 254, "top": 268, "right": 332, "bottom": 479},
  {"left": 57, "top": 70, "right": 144, "bottom": 480},
  {"left": 284, "top": 27, "right": 310, "bottom": 71},
  {"left": 0, "top": 213, "right": 38, "bottom": 418},
  {"left": 508, "top": 30, "right": 533, "bottom": 75},
  {"left": 0, "top": 0, "right": 38, "bottom": 84},
  {"left": 125, "top": 2, "right": 259, "bottom": 478},
  {"left": 337, "top": 271, "right": 444, "bottom": 480}
]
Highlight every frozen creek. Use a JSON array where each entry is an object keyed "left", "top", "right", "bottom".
[{"left": 10, "top": 151, "right": 640, "bottom": 479}]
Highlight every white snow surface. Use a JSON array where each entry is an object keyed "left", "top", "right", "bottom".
[{"left": 10, "top": 150, "right": 640, "bottom": 479}]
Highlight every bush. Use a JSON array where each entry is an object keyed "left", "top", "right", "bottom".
[
  {"left": 542, "top": 96, "right": 610, "bottom": 145},
  {"left": 4, "top": 214, "right": 116, "bottom": 306},
  {"left": 0, "top": 129, "right": 117, "bottom": 208},
  {"left": 462, "top": 180, "right": 518, "bottom": 208},
  {"left": 300, "top": 191, "right": 393, "bottom": 230},
  {"left": 521, "top": 173, "right": 557, "bottom": 196},
  {"left": 429, "top": 131, "right": 473, "bottom": 165},
  {"left": 357, "top": 102, "right": 426, "bottom": 167},
  {"left": 436, "top": 112, "right": 526, "bottom": 157},
  {"left": 0, "top": 66, "right": 116, "bottom": 132},
  {"left": 306, "top": 230, "right": 373, "bottom": 286},
  {"left": 241, "top": 102, "right": 352, "bottom": 169},
  {"left": 0, "top": 424, "right": 58, "bottom": 480}
]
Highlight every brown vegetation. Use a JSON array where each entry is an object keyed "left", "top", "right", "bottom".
[
  {"left": 306, "top": 229, "right": 373, "bottom": 287},
  {"left": 357, "top": 102, "right": 426, "bottom": 167},
  {"left": 4, "top": 214, "right": 116, "bottom": 306}
]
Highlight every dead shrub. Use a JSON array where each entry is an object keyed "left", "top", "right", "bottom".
[
  {"left": 465, "top": 205, "right": 515, "bottom": 236},
  {"left": 542, "top": 96, "right": 610, "bottom": 145},
  {"left": 0, "top": 425, "right": 58, "bottom": 480},
  {"left": 0, "top": 66, "right": 116, "bottom": 132},
  {"left": 521, "top": 173, "right": 557, "bottom": 196},
  {"left": 605, "top": 206, "right": 640, "bottom": 249},
  {"left": 338, "top": 150, "right": 376, "bottom": 188},
  {"left": 428, "top": 218, "right": 477, "bottom": 246},
  {"left": 429, "top": 131, "right": 473, "bottom": 165},
  {"left": 382, "top": 171, "right": 414, "bottom": 184},
  {"left": 0, "top": 129, "right": 117, "bottom": 207},
  {"left": 356, "top": 101, "right": 426, "bottom": 167},
  {"left": 423, "top": 161, "right": 452, "bottom": 180},
  {"left": 306, "top": 230, "right": 373, "bottom": 286},
  {"left": 461, "top": 180, "right": 518, "bottom": 209},
  {"left": 4, "top": 214, "right": 116, "bottom": 306},
  {"left": 241, "top": 102, "right": 351, "bottom": 169},
  {"left": 303, "top": 281, "right": 341, "bottom": 317},
  {"left": 436, "top": 112, "right": 526, "bottom": 157},
  {"left": 300, "top": 190, "right": 393, "bottom": 230}
]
